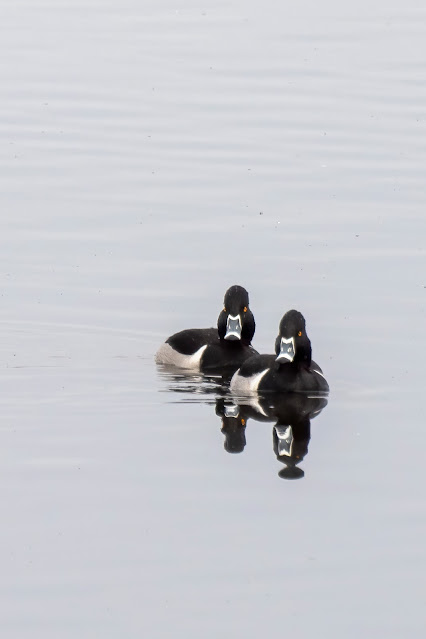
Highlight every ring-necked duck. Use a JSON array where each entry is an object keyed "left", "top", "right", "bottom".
[
  {"left": 155, "top": 285, "right": 258, "bottom": 372},
  {"left": 230, "top": 309, "right": 329, "bottom": 394}
]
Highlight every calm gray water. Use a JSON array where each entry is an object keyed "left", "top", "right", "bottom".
[{"left": 1, "top": 1, "right": 426, "bottom": 637}]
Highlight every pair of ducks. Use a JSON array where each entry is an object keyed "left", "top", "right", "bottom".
[{"left": 155, "top": 285, "right": 329, "bottom": 394}]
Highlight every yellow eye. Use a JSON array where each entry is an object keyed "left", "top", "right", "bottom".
[
  {"left": 298, "top": 331, "right": 302, "bottom": 337},
  {"left": 243, "top": 306, "right": 247, "bottom": 313},
  {"left": 223, "top": 307, "right": 226, "bottom": 312},
  {"left": 241, "top": 418, "right": 246, "bottom": 426}
]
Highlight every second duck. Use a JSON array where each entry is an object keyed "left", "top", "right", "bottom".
[{"left": 156, "top": 285, "right": 257, "bottom": 373}]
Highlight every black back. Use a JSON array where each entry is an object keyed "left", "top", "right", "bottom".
[
  {"left": 201, "top": 342, "right": 258, "bottom": 373},
  {"left": 166, "top": 328, "right": 218, "bottom": 355}
]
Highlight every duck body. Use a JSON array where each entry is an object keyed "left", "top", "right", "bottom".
[
  {"left": 155, "top": 285, "right": 258, "bottom": 373},
  {"left": 156, "top": 327, "right": 257, "bottom": 372},
  {"left": 230, "top": 354, "right": 328, "bottom": 394},
  {"left": 230, "top": 309, "right": 329, "bottom": 395}
]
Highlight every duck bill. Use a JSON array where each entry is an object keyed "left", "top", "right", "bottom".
[
  {"left": 224, "top": 314, "right": 242, "bottom": 340},
  {"left": 276, "top": 336, "right": 296, "bottom": 362}
]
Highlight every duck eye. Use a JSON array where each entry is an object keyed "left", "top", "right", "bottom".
[
  {"left": 243, "top": 306, "right": 247, "bottom": 313},
  {"left": 241, "top": 418, "right": 246, "bottom": 426},
  {"left": 223, "top": 307, "right": 226, "bottom": 312},
  {"left": 298, "top": 331, "right": 302, "bottom": 337}
]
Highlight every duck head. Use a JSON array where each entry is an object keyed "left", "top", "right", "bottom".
[
  {"left": 217, "top": 285, "right": 255, "bottom": 345},
  {"left": 274, "top": 310, "right": 312, "bottom": 366}
]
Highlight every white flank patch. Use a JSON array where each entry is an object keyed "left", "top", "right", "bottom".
[
  {"left": 312, "top": 368, "right": 326, "bottom": 380},
  {"left": 155, "top": 343, "right": 207, "bottom": 370},
  {"left": 230, "top": 367, "right": 269, "bottom": 396}
]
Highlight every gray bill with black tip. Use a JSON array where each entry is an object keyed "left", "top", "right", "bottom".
[
  {"left": 276, "top": 336, "right": 296, "bottom": 362},
  {"left": 224, "top": 314, "right": 242, "bottom": 340}
]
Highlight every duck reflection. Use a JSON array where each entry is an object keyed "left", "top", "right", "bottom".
[
  {"left": 157, "top": 364, "right": 327, "bottom": 479},
  {"left": 215, "top": 398, "right": 269, "bottom": 453},
  {"left": 268, "top": 394, "right": 327, "bottom": 479},
  {"left": 217, "top": 401, "right": 247, "bottom": 453},
  {"left": 218, "top": 393, "right": 327, "bottom": 479}
]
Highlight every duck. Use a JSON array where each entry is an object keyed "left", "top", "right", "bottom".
[
  {"left": 155, "top": 285, "right": 258, "bottom": 372},
  {"left": 230, "top": 309, "right": 329, "bottom": 395}
]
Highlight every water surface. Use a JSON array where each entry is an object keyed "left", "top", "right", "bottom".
[{"left": 1, "top": 1, "right": 425, "bottom": 637}]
